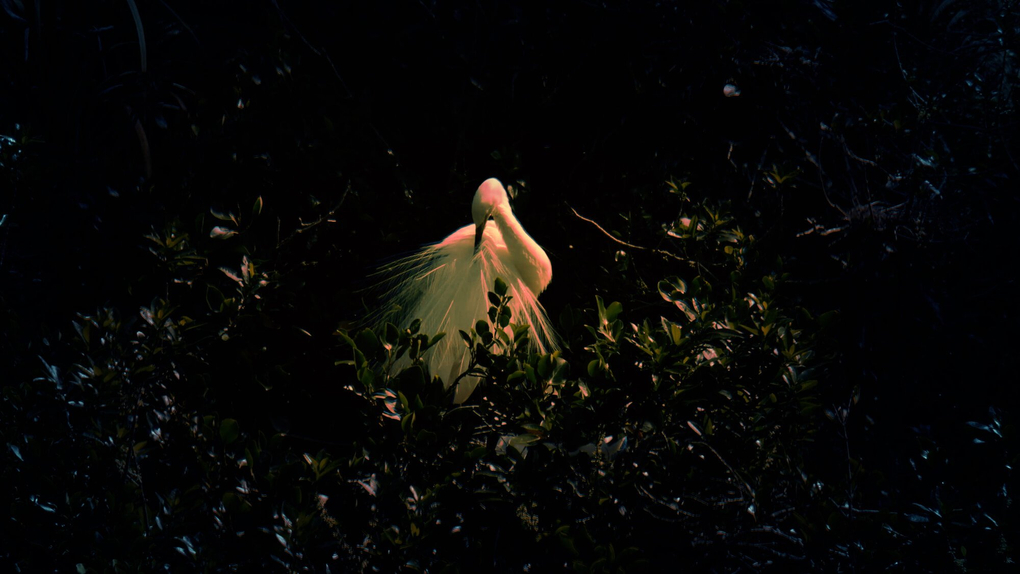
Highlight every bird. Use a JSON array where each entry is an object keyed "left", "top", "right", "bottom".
[{"left": 373, "top": 177, "right": 558, "bottom": 403}]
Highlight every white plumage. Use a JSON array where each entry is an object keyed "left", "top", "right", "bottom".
[{"left": 375, "top": 178, "right": 558, "bottom": 402}]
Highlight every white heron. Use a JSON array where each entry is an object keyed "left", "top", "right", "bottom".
[{"left": 374, "top": 177, "right": 558, "bottom": 403}]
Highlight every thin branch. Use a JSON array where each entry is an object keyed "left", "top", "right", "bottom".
[
  {"left": 270, "top": 0, "right": 353, "bottom": 98},
  {"left": 278, "top": 184, "right": 349, "bottom": 248},
  {"left": 635, "top": 484, "right": 699, "bottom": 518},
  {"left": 569, "top": 205, "right": 695, "bottom": 267},
  {"left": 750, "top": 525, "right": 805, "bottom": 546},
  {"left": 694, "top": 440, "right": 756, "bottom": 499},
  {"left": 157, "top": 0, "right": 199, "bottom": 44}
]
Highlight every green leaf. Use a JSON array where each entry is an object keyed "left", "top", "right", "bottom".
[
  {"left": 559, "top": 530, "right": 580, "bottom": 557},
  {"left": 520, "top": 422, "right": 544, "bottom": 434},
  {"left": 675, "top": 299, "right": 698, "bottom": 322},
  {"left": 205, "top": 284, "right": 226, "bottom": 311},
  {"left": 210, "top": 208, "right": 236, "bottom": 223},
  {"left": 358, "top": 368, "right": 376, "bottom": 388},
  {"left": 416, "top": 429, "right": 437, "bottom": 444},
  {"left": 496, "top": 329, "right": 510, "bottom": 345},
  {"left": 494, "top": 277, "right": 508, "bottom": 296},
  {"left": 220, "top": 419, "right": 240, "bottom": 444},
  {"left": 209, "top": 226, "right": 237, "bottom": 239},
  {"left": 475, "top": 320, "right": 490, "bottom": 336},
  {"left": 525, "top": 363, "right": 537, "bottom": 384},
  {"left": 605, "top": 301, "right": 623, "bottom": 324},
  {"left": 819, "top": 310, "right": 839, "bottom": 327},
  {"left": 667, "top": 321, "right": 683, "bottom": 345},
  {"left": 537, "top": 354, "right": 552, "bottom": 378},
  {"left": 354, "top": 329, "right": 380, "bottom": 356},
  {"left": 381, "top": 322, "right": 398, "bottom": 348},
  {"left": 576, "top": 380, "right": 591, "bottom": 398},
  {"left": 508, "top": 434, "right": 540, "bottom": 449},
  {"left": 658, "top": 276, "right": 687, "bottom": 300}
]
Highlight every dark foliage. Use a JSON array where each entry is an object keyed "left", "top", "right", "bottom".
[{"left": 2, "top": 0, "right": 1016, "bottom": 571}]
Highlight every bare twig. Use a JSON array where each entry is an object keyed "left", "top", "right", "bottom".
[
  {"left": 634, "top": 484, "right": 699, "bottom": 518},
  {"left": 278, "top": 184, "right": 349, "bottom": 248},
  {"left": 270, "top": 0, "right": 353, "bottom": 98},
  {"left": 157, "top": 0, "right": 199, "bottom": 44},
  {"left": 694, "top": 440, "right": 756, "bottom": 499},
  {"left": 569, "top": 205, "right": 695, "bottom": 267},
  {"left": 750, "top": 525, "right": 805, "bottom": 546}
]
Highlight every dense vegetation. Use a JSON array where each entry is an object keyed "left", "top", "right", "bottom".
[{"left": 2, "top": 1, "right": 1016, "bottom": 571}]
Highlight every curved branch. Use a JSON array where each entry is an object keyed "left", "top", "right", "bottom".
[{"left": 569, "top": 205, "right": 695, "bottom": 267}]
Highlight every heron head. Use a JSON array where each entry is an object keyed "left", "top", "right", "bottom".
[{"left": 472, "top": 178, "right": 508, "bottom": 251}]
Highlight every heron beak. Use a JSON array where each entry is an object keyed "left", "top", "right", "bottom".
[{"left": 474, "top": 220, "right": 486, "bottom": 253}]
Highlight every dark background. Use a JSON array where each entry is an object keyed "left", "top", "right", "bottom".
[{"left": 2, "top": 0, "right": 1016, "bottom": 571}]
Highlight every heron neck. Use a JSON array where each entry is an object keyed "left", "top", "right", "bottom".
[{"left": 491, "top": 204, "right": 552, "bottom": 295}]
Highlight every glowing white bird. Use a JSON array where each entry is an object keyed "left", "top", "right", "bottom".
[{"left": 375, "top": 178, "right": 558, "bottom": 403}]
